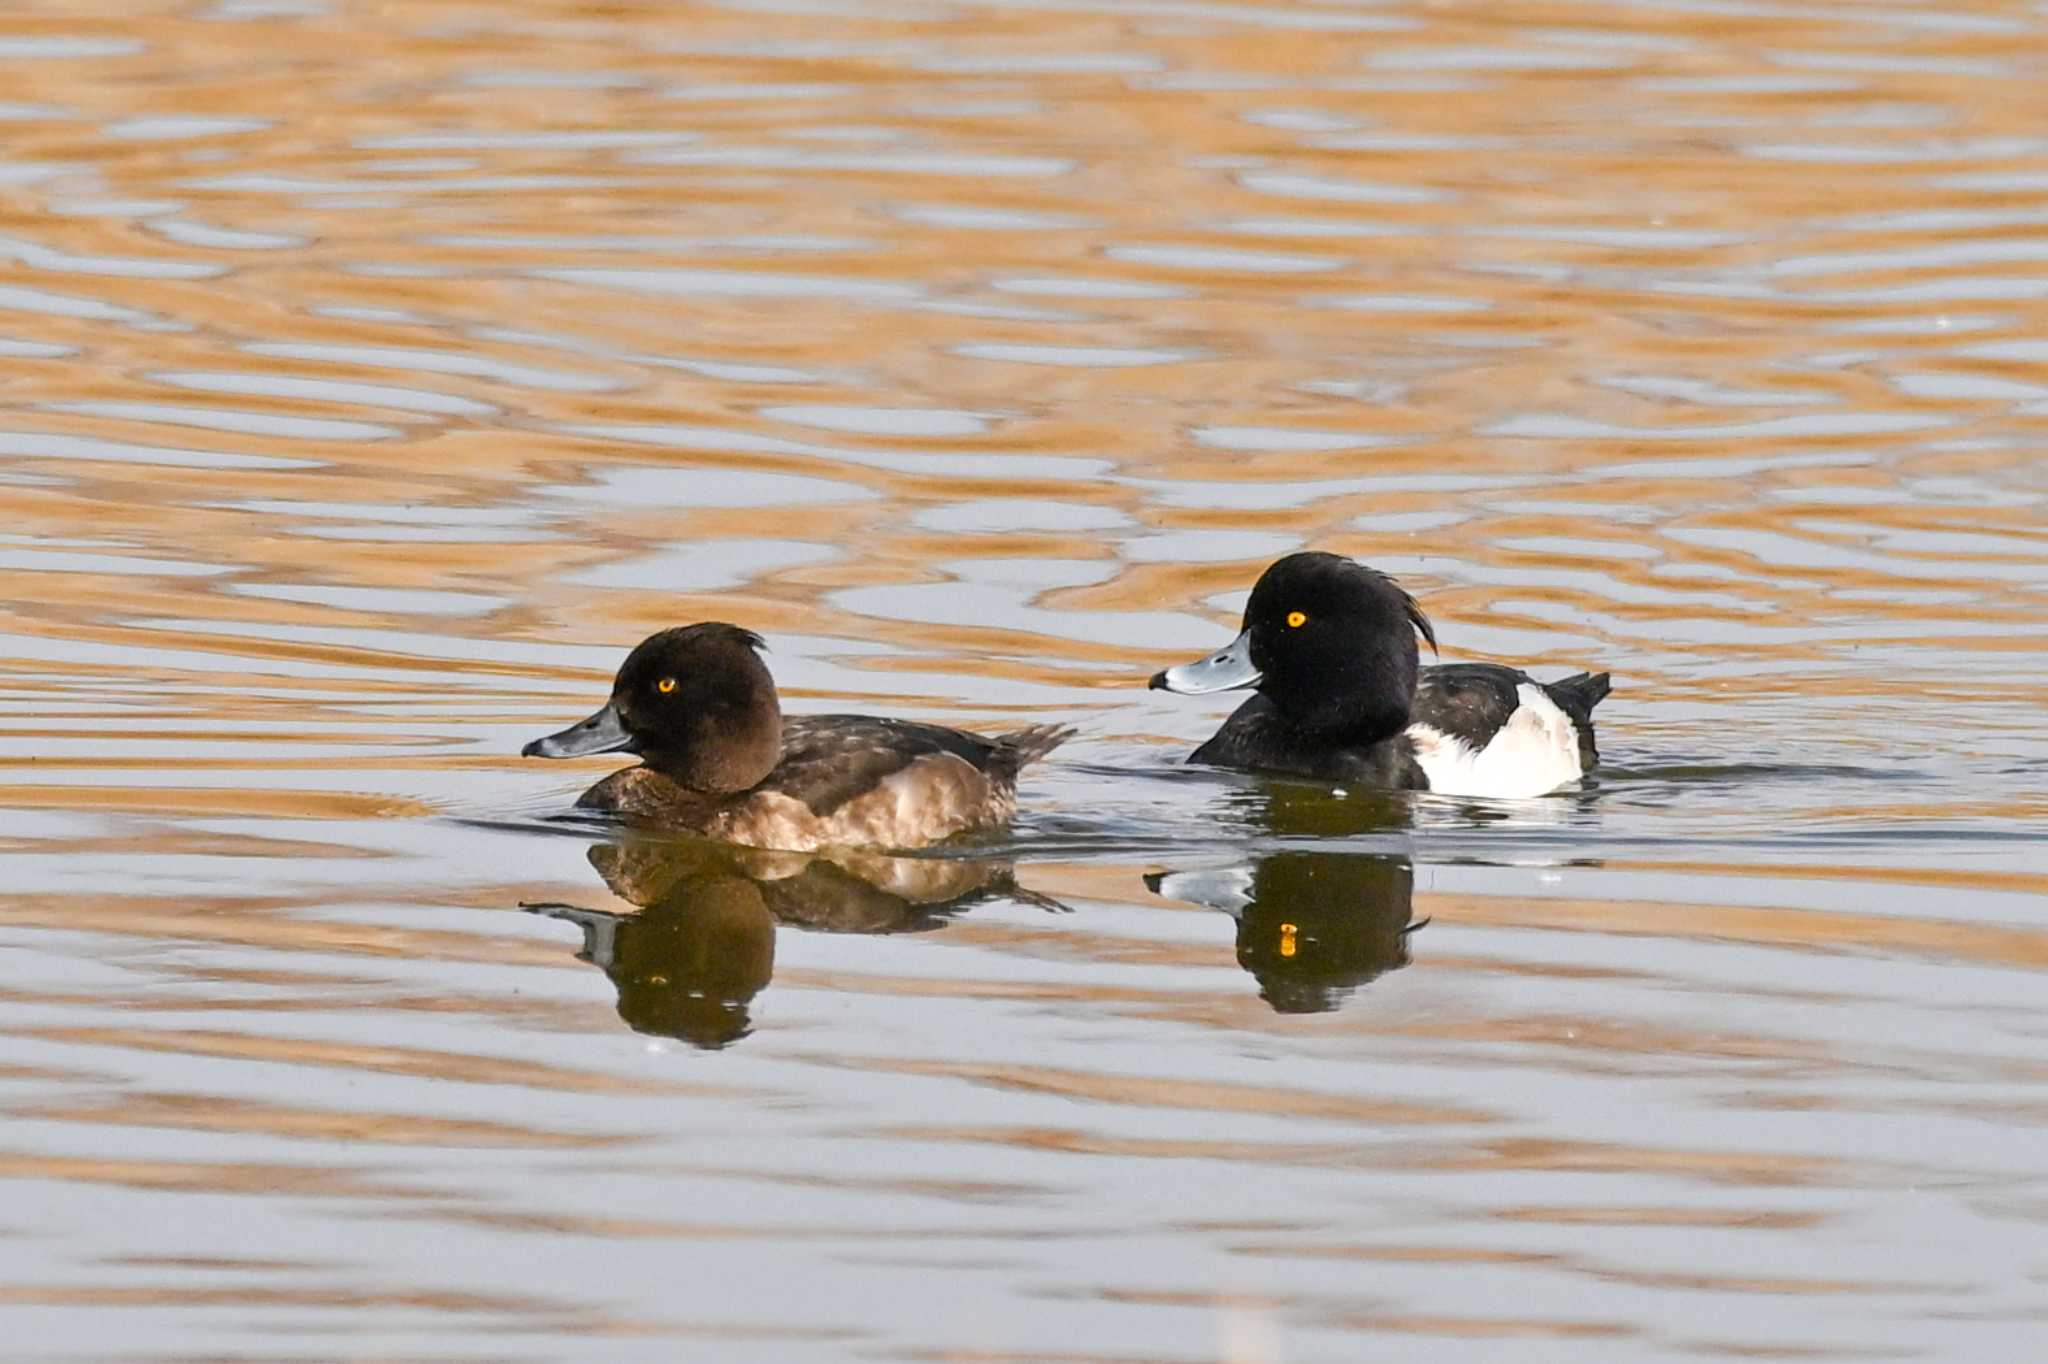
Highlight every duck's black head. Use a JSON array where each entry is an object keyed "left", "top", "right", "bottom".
[
  {"left": 522, "top": 623, "right": 783, "bottom": 793},
  {"left": 1150, "top": 552, "right": 1436, "bottom": 742}
]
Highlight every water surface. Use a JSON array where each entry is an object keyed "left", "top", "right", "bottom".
[{"left": 2, "top": 1, "right": 2045, "bottom": 1359}]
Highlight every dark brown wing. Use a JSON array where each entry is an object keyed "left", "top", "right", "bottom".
[{"left": 768, "top": 715, "right": 1008, "bottom": 817}]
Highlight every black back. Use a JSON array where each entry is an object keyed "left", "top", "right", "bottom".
[
  {"left": 1415, "top": 663, "right": 1610, "bottom": 770},
  {"left": 1413, "top": 664, "right": 1526, "bottom": 749}
]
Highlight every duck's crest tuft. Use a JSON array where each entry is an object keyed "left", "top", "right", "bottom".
[
  {"left": 668, "top": 622, "right": 767, "bottom": 653},
  {"left": 1399, "top": 586, "right": 1438, "bottom": 655}
]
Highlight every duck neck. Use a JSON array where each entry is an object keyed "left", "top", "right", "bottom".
[{"left": 1267, "top": 650, "right": 1415, "bottom": 746}]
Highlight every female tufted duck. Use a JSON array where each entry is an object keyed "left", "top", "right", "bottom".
[
  {"left": 1149, "top": 552, "right": 1609, "bottom": 798},
  {"left": 524, "top": 624, "right": 1070, "bottom": 851}
]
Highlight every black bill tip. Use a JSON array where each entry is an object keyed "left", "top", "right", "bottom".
[{"left": 522, "top": 700, "right": 634, "bottom": 760}]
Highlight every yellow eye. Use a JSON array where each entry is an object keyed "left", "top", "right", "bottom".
[
  {"left": 657, "top": 677, "right": 677, "bottom": 694},
  {"left": 1286, "top": 610, "right": 1307, "bottom": 628}
]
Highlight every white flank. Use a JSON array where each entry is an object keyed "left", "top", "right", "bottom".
[
  {"left": 1408, "top": 682, "right": 1583, "bottom": 799},
  {"left": 1152, "top": 867, "right": 1256, "bottom": 917}
]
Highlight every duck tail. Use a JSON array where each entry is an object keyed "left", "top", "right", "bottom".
[
  {"left": 993, "top": 723, "right": 1075, "bottom": 774},
  {"left": 1545, "top": 671, "right": 1611, "bottom": 721},
  {"left": 1543, "top": 672, "right": 1611, "bottom": 771}
]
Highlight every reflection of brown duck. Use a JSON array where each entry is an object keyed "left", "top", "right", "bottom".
[
  {"left": 526, "top": 836, "right": 1054, "bottom": 1049},
  {"left": 532, "top": 877, "right": 776, "bottom": 1048},
  {"left": 1147, "top": 852, "right": 1419, "bottom": 1014}
]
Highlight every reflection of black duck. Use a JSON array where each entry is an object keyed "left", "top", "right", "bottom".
[
  {"left": 1147, "top": 852, "right": 1419, "bottom": 1015},
  {"left": 1222, "top": 778, "right": 1414, "bottom": 839},
  {"left": 526, "top": 836, "right": 1055, "bottom": 1048}
]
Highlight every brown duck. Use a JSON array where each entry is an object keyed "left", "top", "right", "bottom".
[{"left": 522, "top": 623, "right": 1070, "bottom": 851}]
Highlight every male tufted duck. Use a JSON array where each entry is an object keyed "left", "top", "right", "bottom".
[
  {"left": 1149, "top": 552, "right": 1609, "bottom": 798},
  {"left": 524, "top": 623, "right": 1070, "bottom": 850}
]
